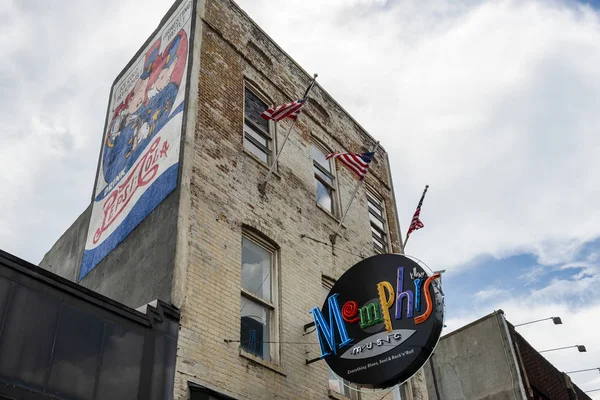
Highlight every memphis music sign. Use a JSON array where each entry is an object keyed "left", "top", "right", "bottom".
[{"left": 310, "top": 254, "right": 444, "bottom": 388}]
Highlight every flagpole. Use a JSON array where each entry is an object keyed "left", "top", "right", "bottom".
[
  {"left": 330, "top": 141, "right": 380, "bottom": 245},
  {"left": 258, "top": 73, "right": 318, "bottom": 195},
  {"left": 403, "top": 184, "right": 429, "bottom": 250}
]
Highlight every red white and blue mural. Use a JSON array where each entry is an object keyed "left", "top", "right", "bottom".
[{"left": 80, "top": 0, "right": 192, "bottom": 280}]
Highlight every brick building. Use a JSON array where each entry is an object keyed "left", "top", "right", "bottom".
[
  {"left": 423, "top": 311, "right": 592, "bottom": 400},
  {"left": 38, "top": 0, "right": 428, "bottom": 399},
  {"left": 509, "top": 323, "right": 591, "bottom": 400}
]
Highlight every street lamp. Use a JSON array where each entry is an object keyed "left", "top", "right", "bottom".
[
  {"left": 514, "top": 316, "right": 562, "bottom": 327},
  {"left": 565, "top": 367, "right": 600, "bottom": 374},
  {"left": 539, "top": 345, "right": 587, "bottom": 354}
]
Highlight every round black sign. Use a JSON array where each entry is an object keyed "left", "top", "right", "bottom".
[{"left": 318, "top": 254, "right": 444, "bottom": 389}]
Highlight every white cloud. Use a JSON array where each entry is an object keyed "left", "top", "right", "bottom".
[
  {"left": 472, "top": 285, "right": 511, "bottom": 302},
  {"left": 446, "top": 247, "right": 600, "bottom": 397},
  {"left": 1, "top": 0, "right": 598, "bottom": 273},
  {"left": 1, "top": 0, "right": 600, "bottom": 397},
  {"left": 0, "top": 0, "right": 174, "bottom": 262},
  {"left": 518, "top": 265, "right": 546, "bottom": 285},
  {"left": 236, "top": 0, "right": 600, "bottom": 274}
]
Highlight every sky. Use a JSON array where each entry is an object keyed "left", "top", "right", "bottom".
[{"left": 1, "top": 0, "right": 600, "bottom": 397}]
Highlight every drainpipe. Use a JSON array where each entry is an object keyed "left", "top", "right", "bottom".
[
  {"left": 563, "top": 373, "right": 577, "bottom": 400},
  {"left": 511, "top": 329, "right": 534, "bottom": 398}
]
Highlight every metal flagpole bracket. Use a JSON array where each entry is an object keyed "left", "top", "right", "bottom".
[
  {"left": 258, "top": 73, "right": 318, "bottom": 196},
  {"left": 306, "top": 356, "right": 322, "bottom": 365},
  {"left": 257, "top": 181, "right": 267, "bottom": 195},
  {"left": 304, "top": 317, "right": 322, "bottom": 364},
  {"left": 329, "top": 233, "right": 338, "bottom": 246}
]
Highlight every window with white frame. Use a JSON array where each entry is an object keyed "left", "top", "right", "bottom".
[
  {"left": 240, "top": 232, "right": 278, "bottom": 362},
  {"left": 243, "top": 86, "right": 272, "bottom": 164},
  {"left": 322, "top": 278, "right": 360, "bottom": 400},
  {"left": 367, "top": 189, "right": 390, "bottom": 254},
  {"left": 312, "top": 142, "right": 336, "bottom": 215}
]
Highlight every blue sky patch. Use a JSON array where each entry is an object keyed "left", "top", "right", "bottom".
[{"left": 443, "top": 238, "right": 600, "bottom": 320}]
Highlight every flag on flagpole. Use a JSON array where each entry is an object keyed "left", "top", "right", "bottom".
[
  {"left": 258, "top": 74, "right": 317, "bottom": 194},
  {"left": 406, "top": 185, "right": 429, "bottom": 240},
  {"left": 261, "top": 100, "right": 305, "bottom": 121},
  {"left": 326, "top": 151, "right": 374, "bottom": 180},
  {"left": 328, "top": 143, "right": 379, "bottom": 245}
]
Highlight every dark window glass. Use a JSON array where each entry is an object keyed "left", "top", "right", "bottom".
[
  {"left": 46, "top": 305, "right": 104, "bottom": 400},
  {"left": 373, "top": 242, "right": 385, "bottom": 254},
  {"left": 244, "top": 88, "right": 271, "bottom": 163},
  {"left": 243, "top": 137, "right": 268, "bottom": 163},
  {"left": 316, "top": 179, "right": 333, "bottom": 212},
  {"left": 95, "top": 322, "right": 144, "bottom": 400},
  {"left": 240, "top": 234, "right": 276, "bottom": 362},
  {"left": 368, "top": 199, "right": 383, "bottom": 218},
  {"left": 370, "top": 214, "right": 385, "bottom": 231},
  {"left": 0, "top": 286, "right": 60, "bottom": 390},
  {"left": 312, "top": 144, "right": 335, "bottom": 214},
  {"left": 244, "top": 88, "right": 269, "bottom": 133},
  {"left": 367, "top": 191, "right": 389, "bottom": 253},
  {"left": 241, "top": 237, "right": 272, "bottom": 302},
  {"left": 240, "top": 297, "right": 271, "bottom": 360},
  {"left": 312, "top": 145, "right": 331, "bottom": 172},
  {"left": 190, "top": 387, "right": 231, "bottom": 400},
  {"left": 244, "top": 125, "right": 268, "bottom": 146},
  {"left": 314, "top": 166, "right": 333, "bottom": 185},
  {"left": 372, "top": 226, "right": 386, "bottom": 240}
]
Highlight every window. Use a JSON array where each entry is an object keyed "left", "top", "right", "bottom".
[
  {"left": 244, "top": 86, "right": 273, "bottom": 164},
  {"left": 240, "top": 232, "right": 278, "bottom": 362},
  {"left": 367, "top": 190, "right": 389, "bottom": 254},
  {"left": 189, "top": 383, "right": 236, "bottom": 400},
  {"left": 312, "top": 143, "right": 336, "bottom": 215},
  {"left": 322, "top": 278, "right": 360, "bottom": 400}
]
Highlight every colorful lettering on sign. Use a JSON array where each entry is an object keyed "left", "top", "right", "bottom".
[
  {"left": 359, "top": 302, "right": 383, "bottom": 329},
  {"left": 377, "top": 281, "right": 394, "bottom": 332},
  {"left": 414, "top": 278, "right": 422, "bottom": 312},
  {"left": 395, "top": 267, "right": 414, "bottom": 320},
  {"left": 311, "top": 267, "right": 440, "bottom": 358},
  {"left": 342, "top": 301, "right": 359, "bottom": 323},
  {"left": 414, "top": 273, "right": 440, "bottom": 325},
  {"left": 309, "top": 293, "right": 353, "bottom": 358}
]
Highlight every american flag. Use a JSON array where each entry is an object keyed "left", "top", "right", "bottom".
[
  {"left": 326, "top": 151, "right": 374, "bottom": 180},
  {"left": 261, "top": 100, "right": 305, "bottom": 121},
  {"left": 406, "top": 185, "right": 429, "bottom": 240}
]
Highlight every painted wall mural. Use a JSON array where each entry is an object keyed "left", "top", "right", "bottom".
[{"left": 80, "top": 0, "right": 192, "bottom": 280}]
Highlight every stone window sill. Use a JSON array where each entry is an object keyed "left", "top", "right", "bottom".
[
  {"left": 239, "top": 348, "right": 286, "bottom": 377},
  {"left": 316, "top": 203, "right": 340, "bottom": 223},
  {"left": 243, "top": 148, "right": 281, "bottom": 180}
]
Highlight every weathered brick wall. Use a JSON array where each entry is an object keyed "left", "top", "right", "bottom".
[
  {"left": 509, "top": 326, "right": 592, "bottom": 400},
  {"left": 173, "top": 0, "right": 406, "bottom": 399}
]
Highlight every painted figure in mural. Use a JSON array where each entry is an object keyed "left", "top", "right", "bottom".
[
  {"left": 100, "top": 30, "right": 188, "bottom": 196},
  {"left": 131, "top": 34, "right": 183, "bottom": 153}
]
